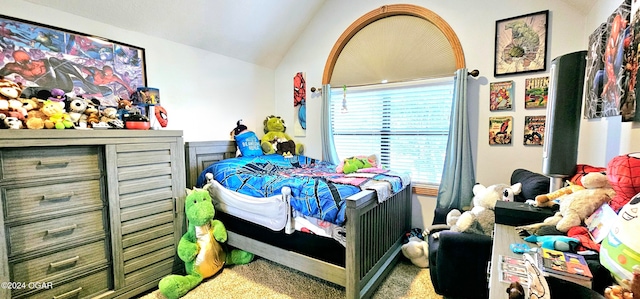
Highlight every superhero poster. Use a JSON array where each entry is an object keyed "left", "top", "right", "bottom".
[
  {"left": 489, "top": 80, "right": 513, "bottom": 111},
  {"left": 524, "top": 76, "right": 549, "bottom": 109},
  {"left": 0, "top": 14, "right": 146, "bottom": 107},
  {"left": 489, "top": 116, "right": 513, "bottom": 145},
  {"left": 584, "top": 0, "right": 633, "bottom": 120},
  {"left": 523, "top": 115, "right": 545, "bottom": 146},
  {"left": 293, "top": 72, "right": 306, "bottom": 136}
]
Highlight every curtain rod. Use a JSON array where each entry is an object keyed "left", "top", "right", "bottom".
[{"left": 325, "top": 69, "right": 480, "bottom": 89}]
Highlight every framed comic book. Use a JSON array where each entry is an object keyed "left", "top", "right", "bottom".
[
  {"left": 523, "top": 115, "right": 545, "bottom": 145},
  {"left": 494, "top": 10, "right": 549, "bottom": 76},
  {"left": 0, "top": 14, "right": 146, "bottom": 107},
  {"left": 524, "top": 76, "right": 549, "bottom": 108},
  {"left": 489, "top": 116, "right": 513, "bottom": 145},
  {"left": 490, "top": 80, "right": 514, "bottom": 111}
]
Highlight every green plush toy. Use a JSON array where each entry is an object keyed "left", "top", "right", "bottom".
[
  {"left": 260, "top": 115, "right": 304, "bottom": 155},
  {"left": 158, "top": 187, "right": 254, "bottom": 299}
]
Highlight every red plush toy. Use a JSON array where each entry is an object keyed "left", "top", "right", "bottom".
[{"left": 607, "top": 153, "right": 640, "bottom": 212}]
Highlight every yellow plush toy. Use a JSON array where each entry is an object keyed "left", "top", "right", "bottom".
[
  {"left": 533, "top": 181, "right": 585, "bottom": 207},
  {"left": 260, "top": 115, "right": 304, "bottom": 155}
]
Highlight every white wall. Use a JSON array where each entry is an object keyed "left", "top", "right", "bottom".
[
  {"left": 275, "top": 0, "right": 590, "bottom": 227},
  {"left": 6, "top": 0, "right": 276, "bottom": 141}
]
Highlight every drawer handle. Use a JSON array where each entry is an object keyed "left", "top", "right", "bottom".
[
  {"left": 49, "top": 256, "right": 80, "bottom": 269},
  {"left": 37, "top": 160, "right": 70, "bottom": 168},
  {"left": 46, "top": 224, "right": 77, "bottom": 235},
  {"left": 52, "top": 287, "right": 82, "bottom": 299},
  {"left": 42, "top": 192, "right": 75, "bottom": 201}
]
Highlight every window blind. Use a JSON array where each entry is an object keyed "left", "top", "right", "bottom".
[{"left": 330, "top": 77, "right": 454, "bottom": 185}]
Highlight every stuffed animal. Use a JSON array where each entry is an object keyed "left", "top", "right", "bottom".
[
  {"left": 275, "top": 138, "right": 296, "bottom": 157},
  {"left": 530, "top": 181, "right": 585, "bottom": 208},
  {"left": 607, "top": 153, "right": 640, "bottom": 212},
  {"left": 604, "top": 266, "right": 640, "bottom": 299},
  {"left": 41, "top": 100, "right": 73, "bottom": 129},
  {"left": 517, "top": 172, "right": 615, "bottom": 234},
  {"left": 401, "top": 236, "right": 429, "bottom": 268},
  {"left": 601, "top": 193, "right": 640, "bottom": 285},
  {"left": 260, "top": 115, "right": 303, "bottom": 155},
  {"left": 66, "top": 97, "right": 89, "bottom": 128},
  {"left": 336, "top": 155, "right": 378, "bottom": 174},
  {"left": 99, "top": 107, "right": 124, "bottom": 129},
  {"left": 446, "top": 182, "right": 522, "bottom": 236},
  {"left": 0, "top": 114, "right": 23, "bottom": 129},
  {"left": 22, "top": 98, "right": 45, "bottom": 129},
  {"left": 158, "top": 187, "right": 254, "bottom": 299},
  {"left": 0, "top": 77, "right": 26, "bottom": 121},
  {"left": 48, "top": 88, "right": 66, "bottom": 102},
  {"left": 230, "top": 120, "right": 263, "bottom": 157}
]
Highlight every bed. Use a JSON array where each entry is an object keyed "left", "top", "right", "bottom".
[{"left": 185, "top": 140, "right": 412, "bottom": 299}]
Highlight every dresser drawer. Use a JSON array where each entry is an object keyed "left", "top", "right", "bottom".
[
  {"left": 11, "top": 240, "right": 108, "bottom": 284},
  {"left": 4, "top": 179, "right": 103, "bottom": 219},
  {"left": 14, "top": 269, "right": 109, "bottom": 299},
  {"left": 8, "top": 210, "right": 106, "bottom": 256},
  {"left": 0, "top": 146, "right": 101, "bottom": 182}
]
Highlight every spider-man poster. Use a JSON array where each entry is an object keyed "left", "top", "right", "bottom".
[
  {"left": 293, "top": 71, "right": 306, "bottom": 136},
  {"left": 0, "top": 14, "right": 146, "bottom": 107},
  {"left": 584, "top": 1, "right": 634, "bottom": 120}
]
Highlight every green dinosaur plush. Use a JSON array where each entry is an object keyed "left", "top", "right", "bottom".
[
  {"left": 260, "top": 115, "right": 304, "bottom": 155},
  {"left": 158, "top": 187, "right": 254, "bottom": 299}
]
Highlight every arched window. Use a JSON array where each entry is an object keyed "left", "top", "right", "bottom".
[{"left": 322, "top": 4, "right": 465, "bottom": 195}]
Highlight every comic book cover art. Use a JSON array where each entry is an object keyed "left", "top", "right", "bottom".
[
  {"left": 489, "top": 116, "right": 513, "bottom": 145},
  {"left": 0, "top": 14, "right": 145, "bottom": 107},
  {"left": 523, "top": 115, "right": 545, "bottom": 145},
  {"left": 525, "top": 76, "right": 549, "bottom": 108},
  {"left": 490, "top": 81, "right": 514, "bottom": 111}
]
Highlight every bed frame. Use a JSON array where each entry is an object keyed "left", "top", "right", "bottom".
[{"left": 185, "top": 141, "right": 412, "bottom": 299}]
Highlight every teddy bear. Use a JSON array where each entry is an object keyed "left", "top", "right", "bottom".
[
  {"left": 260, "top": 115, "right": 304, "bottom": 155},
  {"left": 158, "top": 187, "right": 254, "bottom": 299},
  {"left": 401, "top": 236, "right": 429, "bottom": 268},
  {"left": 21, "top": 98, "right": 45, "bottom": 129},
  {"left": 517, "top": 172, "right": 615, "bottom": 234},
  {"left": 446, "top": 182, "right": 522, "bottom": 236},
  {"left": 0, "top": 77, "right": 26, "bottom": 121}
]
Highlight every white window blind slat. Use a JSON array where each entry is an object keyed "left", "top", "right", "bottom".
[{"left": 330, "top": 78, "right": 454, "bottom": 185}]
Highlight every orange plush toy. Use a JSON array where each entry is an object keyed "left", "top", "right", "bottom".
[{"left": 605, "top": 265, "right": 640, "bottom": 299}]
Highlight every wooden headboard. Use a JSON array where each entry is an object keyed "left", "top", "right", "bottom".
[{"left": 184, "top": 141, "right": 237, "bottom": 188}]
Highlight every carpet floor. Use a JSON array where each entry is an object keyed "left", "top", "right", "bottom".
[{"left": 137, "top": 257, "right": 443, "bottom": 299}]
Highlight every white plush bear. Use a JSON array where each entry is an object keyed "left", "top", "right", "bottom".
[
  {"left": 446, "top": 182, "right": 522, "bottom": 236},
  {"left": 401, "top": 236, "right": 429, "bottom": 268}
]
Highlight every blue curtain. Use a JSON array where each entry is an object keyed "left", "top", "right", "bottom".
[
  {"left": 321, "top": 84, "right": 339, "bottom": 164},
  {"left": 436, "top": 68, "right": 475, "bottom": 210}
]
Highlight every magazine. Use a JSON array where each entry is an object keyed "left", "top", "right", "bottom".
[
  {"left": 584, "top": 203, "right": 617, "bottom": 243},
  {"left": 537, "top": 248, "right": 593, "bottom": 281}
]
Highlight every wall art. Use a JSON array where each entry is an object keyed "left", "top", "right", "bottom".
[
  {"left": 490, "top": 80, "right": 514, "bottom": 111},
  {"left": 293, "top": 71, "right": 306, "bottom": 136},
  {"left": 494, "top": 10, "right": 549, "bottom": 76},
  {"left": 0, "top": 14, "right": 146, "bottom": 107},
  {"left": 523, "top": 115, "right": 545, "bottom": 145},
  {"left": 524, "top": 76, "right": 549, "bottom": 109},
  {"left": 489, "top": 116, "right": 513, "bottom": 145}
]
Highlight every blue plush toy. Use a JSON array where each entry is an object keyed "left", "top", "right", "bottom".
[{"left": 524, "top": 235, "right": 580, "bottom": 252}]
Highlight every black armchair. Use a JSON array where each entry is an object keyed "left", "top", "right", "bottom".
[
  {"left": 427, "top": 208, "right": 492, "bottom": 299},
  {"left": 427, "top": 169, "right": 551, "bottom": 299}
]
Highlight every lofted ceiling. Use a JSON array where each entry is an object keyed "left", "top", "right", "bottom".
[{"left": 23, "top": 0, "right": 594, "bottom": 69}]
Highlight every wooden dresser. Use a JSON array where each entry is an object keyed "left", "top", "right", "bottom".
[{"left": 0, "top": 130, "right": 186, "bottom": 299}]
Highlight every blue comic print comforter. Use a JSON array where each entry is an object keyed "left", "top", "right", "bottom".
[{"left": 196, "top": 154, "right": 408, "bottom": 226}]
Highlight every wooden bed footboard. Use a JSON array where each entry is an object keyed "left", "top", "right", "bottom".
[{"left": 184, "top": 141, "right": 412, "bottom": 298}]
